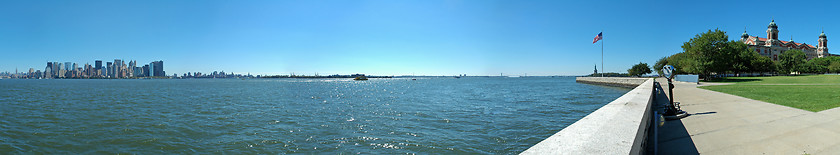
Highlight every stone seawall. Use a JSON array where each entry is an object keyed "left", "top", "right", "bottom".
[
  {"left": 575, "top": 77, "right": 649, "bottom": 88},
  {"left": 522, "top": 78, "right": 655, "bottom": 155}
]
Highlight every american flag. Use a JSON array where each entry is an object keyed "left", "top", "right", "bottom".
[{"left": 592, "top": 32, "right": 602, "bottom": 44}]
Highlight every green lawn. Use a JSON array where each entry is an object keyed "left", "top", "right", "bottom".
[
  {"left": 700, "top": 75, "right": 840, "bottom": 112},
  {"left": 704, "top": 75, "right": 840, "bottom": 84}
]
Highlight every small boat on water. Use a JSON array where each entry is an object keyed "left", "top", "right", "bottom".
[{"left": 354, "top": 75, "right": 368, "bottom": 81}]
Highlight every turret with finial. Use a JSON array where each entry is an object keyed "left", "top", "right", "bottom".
[{"left": 767, "top": 19, "right": 779, "bottom": 40}]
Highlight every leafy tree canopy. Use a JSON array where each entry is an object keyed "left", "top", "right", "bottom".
[
  {"left": 628, "top": 62, "right": 652, "bottom": 77},
  {"left": 654, "top": 57, "right": 668, "bottom": 76},
  {"left": 778, "top": 49, "right": 807, "bottom": 74}
]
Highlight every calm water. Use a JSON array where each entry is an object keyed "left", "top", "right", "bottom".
[{"left": 0, "top": 77, "right": 629, "bottom": 154}]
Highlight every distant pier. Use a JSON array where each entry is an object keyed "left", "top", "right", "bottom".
[{"left": 575, "top": 77, "right": 649, "bottom": 88}]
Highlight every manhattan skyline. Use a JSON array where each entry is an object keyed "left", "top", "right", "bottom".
[{"left": 1, "top": 0, "right": 839, "bottom": 76}]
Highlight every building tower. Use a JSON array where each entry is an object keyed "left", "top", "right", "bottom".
[
  {"left": 741, "top": 30, "right": 749, "bottom": 41},
  {"left": 114, "top": 59, "right": 122, "bottom": 78},
  {"left": 106, "top": 62, "right": 113, "bottom": 78},
  {"left": 143, "top": 64, "right": 150, "bottom": 77},
  {"left": 149, "top": 62, "right": 155, "bottom": 77},
  {"left": 58, "top": 62, "right": 66, "bottom": 78},
  {"left": 95, "top": 60, "right": 102, "bottom": 77},
  {"left": 767, "top": 20, "right": 779, "bottom": 41},
  {"left": 128, "top": 60, "right": 135, "bottom": 77},
  {"left": 95, "top": 60, "right": 102, "bottom": 69},
  {"left": 45, "top": 62, "right": 53, "bottom": 79},
  {"left": 818, "top": 31, "right": 829, "bottom": 57},
  {"left": 151, "top": 61, "right": 163, "bottom": 77}
]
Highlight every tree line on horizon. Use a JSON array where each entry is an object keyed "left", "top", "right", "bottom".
[
  {"left": 586, "top": 63, "right": 652, "bottom": 77},
  {"left": 651, "top": 29, "right": 840, "bottom": 81}
]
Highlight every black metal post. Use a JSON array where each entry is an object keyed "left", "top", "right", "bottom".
[
  {"left": 661, "top": 65, "right": 687, "bottom": 120},
  {"left": 666, "top": 78, "right": 676, "bottom": 115}
]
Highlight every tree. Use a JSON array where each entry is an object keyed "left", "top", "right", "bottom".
[
  {"left": 750, "top": 55, "right": 775, "bottom": 75},
  {"left": 778, "top": 49, "right": 807, "bottom": 74},
  {"left": 654, "top": 57, "right": 668, "bottom": 76},
  {"left": 803, "top": 58, "right": 826, "bottom": 73},
  {"left": 803, "top": 56, "right": 840, "bottom": 73},
  {"left": 727, "top": 41, "right": 757, "bottom": 76},
  {"left": 628, "top": 62, "right": 652, "bottom": 77},
  {"left": 829, "top": 61, "right": 840, "bottom": 73},
  {"left": 681, "top": 29, "right": 731, "bottom": 80},
  {"left": 667, "top": 52, "right": 698, "bottom": 75}
]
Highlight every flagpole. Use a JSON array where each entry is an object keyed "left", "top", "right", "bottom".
[{"left": 601, "top": 31, "right": 604, "bottom": 77}]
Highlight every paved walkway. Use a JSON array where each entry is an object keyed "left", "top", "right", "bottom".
[
  {"left": 702, "top": 83, "right": 840, "bottom": 86},
  {"left": 656, "top": 78, "right": 840, "bottom": 154}
]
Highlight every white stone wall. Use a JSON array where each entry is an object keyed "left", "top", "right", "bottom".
[{"left": 522, "top": 78, "right": 655, "bottom": 155}]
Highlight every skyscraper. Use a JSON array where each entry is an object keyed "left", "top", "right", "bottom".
[
  {"left": 84, "top": 63, "right": 92, "bottom": 77},
  {"left": 64, "top": 62, "right": 72, "bottom": 71},
  {"left": 128, "top": 60, "right": 135, "bottom": 77},
  {"left": 52, "top": 61, "right": 60, "bottom": 77},
  {"left": 44, "top": 68, "right": 52, "bottom": 78},
  {"left": 58, "top": 63, "right": 66, "bottom": 78},
  {"left": 143, "top": 64, "right": 150, "bottom": 77},
  {"left": 45, "top": 62, "right": 52, "bottom": 78},
  {"left": 114, "top": 59, "right": 122, "bottom": 78},
  {"left": 95, "top": 60, "right": 103, "bottom": 77},
  {"left": 95, "top": 60, "right": 102, "bottom": 69},
  {"left": 151, "top": 61, "right": 164, "bottom": 77},
  {"left": 133, "top": 66, "right": 143, "bottom": 77},
  {"left": 106, "top": 62, "right": 113, "bottom": 78},
  {"left": 149, "top": 62, "right": 155, "bottom": 77}
]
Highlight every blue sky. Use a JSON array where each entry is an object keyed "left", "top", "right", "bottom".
[{"left": 1, "top": 0, "right": 838, "bottom": 76}]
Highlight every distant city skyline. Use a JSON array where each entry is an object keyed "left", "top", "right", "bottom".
[
  {"left": 20, "top": 59, "right": 164, "bottom": 79},
  {"left": 1, "top": 0, "right": 839, "bottom": 76},
  {"left": 0, "top": 58, "right": 268, "bottom": 79}
]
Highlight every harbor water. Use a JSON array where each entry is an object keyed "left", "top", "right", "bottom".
[{"left": 0, "top": 77, "right": 630, "bottom": 154}]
